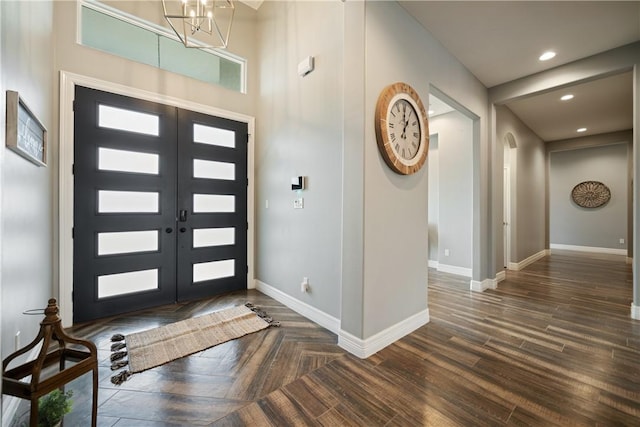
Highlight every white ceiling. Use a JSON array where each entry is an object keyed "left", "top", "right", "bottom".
[{"left": 399, "top": 1, "right": 640, "bottom": 142}]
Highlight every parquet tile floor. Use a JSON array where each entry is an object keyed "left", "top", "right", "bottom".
[{"left": 9, "top": 250, "right": 640, "bottom": 426}]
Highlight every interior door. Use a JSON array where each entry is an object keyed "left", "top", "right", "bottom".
[{"left": 73, "top": 86, "right": 248, "bottom": 323}]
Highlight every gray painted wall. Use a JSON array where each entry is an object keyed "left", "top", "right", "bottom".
[
  {"left": 1, "top": 0, "right": 54, "bottom": 367},
  {"left": 255, "top": 0, "right": 488, "bottom": 340},
  {"left": 550, "top": 143, "right": 628, "bottom": 250},
  {"left": 358, "top": 1, "right": 488, "bottom": 338},
  {"left": 429, "top": 111, "right": 473, "bottom": 270},
  {"left": 254, "top": 1, "right": 343, "bottom": 318},
  {"left": 495, "top": 105, "right": 546, "bottom": 267},
  {"left": 547, "top": 130, "right": 633, "bottom": 256}
]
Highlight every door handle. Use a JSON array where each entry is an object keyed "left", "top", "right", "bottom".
[
  {"left": 165, "top": 227, "right": 173, "bottom": 234},
  {"left": 180, "top": 227, "right": 187, "bottom": 233},
  {"left": 179, "top": 209, "right": 188, "bottom": 222}
]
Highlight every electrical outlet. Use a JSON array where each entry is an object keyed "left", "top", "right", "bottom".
[
  {"left": 301, "top": 277, "right": 310, "bottom": 293},
  {"left": 444, "top": 249, "right": 450, "bottom": 256},
  {"left": 620, "top": 238, "right": 625, "bottom": 244}
]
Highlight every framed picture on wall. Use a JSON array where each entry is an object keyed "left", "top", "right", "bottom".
[{"left": 6, "top": 90, "right": 47, "bottom": 166}]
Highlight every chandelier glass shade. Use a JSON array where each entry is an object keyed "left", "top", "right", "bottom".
[{"left": 162, "top": 0, "right": 234, "bottom": 49}]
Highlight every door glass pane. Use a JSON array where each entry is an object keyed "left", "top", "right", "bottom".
[
  {"left": 98, "top": 190, "right": 159, "bottom": 213},
  {"left": 193, "top": 124, "right": 235, "bottom": 148},
  {"left": 193, "top": 227, "right": 235, "bottom": 248},
  {"left": 99, "top": 147, "right": 159, "bottom": 175},
  {"left": 98, "top": 230, "right": 159, "bottom": 255},
  {"left": 98, "top": 104, "right": 159, "bottom": 136},
  {"left": 98, "top": 268, "right": 158, "bottom": 298},
  {"left": 193, "top": 259, "right": 234, "bottom": 283},
  {"left": 193, "top": 159, "right": 235, "bottom": 180},
  {"left": 193, "top": 194, "right": 235, "bottom": 213}
]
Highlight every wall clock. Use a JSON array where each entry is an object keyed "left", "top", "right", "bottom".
[{"left": 374, "top": 82, "right": 429, "bottom": 175}]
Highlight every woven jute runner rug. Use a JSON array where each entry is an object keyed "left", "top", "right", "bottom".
[{"left": 110, "top": 303, "right": 277, "bottom": 384}]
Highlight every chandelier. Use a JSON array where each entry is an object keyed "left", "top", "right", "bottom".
[{"left": 162, "top": 0, "right": 235, "bottom": 49}]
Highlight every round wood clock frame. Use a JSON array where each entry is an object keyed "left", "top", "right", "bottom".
[{"left": 374, "top": 82, "right": 429, "bottom": 175}]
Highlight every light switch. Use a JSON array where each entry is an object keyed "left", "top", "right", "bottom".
[{"left": 294, "top": 198, "right": 304, "bottom": 209}]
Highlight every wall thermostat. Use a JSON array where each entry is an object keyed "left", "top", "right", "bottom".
[{"left": 291, "top": 176, "right": 305, "bottom": 191}]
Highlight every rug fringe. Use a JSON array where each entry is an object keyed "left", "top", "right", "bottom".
[
  {"left": 111, "top": 350, "right": 128, "bottom": 362},
  {"left": 245, "top": 302, "right": 281, "bottom": 327},
  {"left": 111, "top": 360, "right": 128, "bottom": 370},
  {"left": 110, "top": 334, "right": 131, "bottom": 384},
  {"left": 111, "top": 342, "right": 126, "bottom": 351},
  {"left": 111, "top": 370, "right": 131, "bottom": 385},
  {"left": 111, "top": 333, "right": 125, "bottom": 342}
]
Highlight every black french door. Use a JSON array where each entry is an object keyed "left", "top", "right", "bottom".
[{"left": 73, "top": 86, "right": 247, "bottom": 323}]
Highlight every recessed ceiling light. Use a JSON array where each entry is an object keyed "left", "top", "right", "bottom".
[
  {"left": 428, "top": 110, "right": 435, "bottom": 115},
  {"left": 561, "top": 94, "right": 574, "bottom": 101},
  {"left": 539, "top": 51, "right": 556, "bottom": 61},
  {"left": 577, "top": 127, "right": 587, "bottom": 133}
]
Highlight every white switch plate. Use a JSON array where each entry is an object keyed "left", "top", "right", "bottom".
[
  {"left": 444, "top": 249, "right": 450, "bottom": 256},
  {"left": 620, "top": 238, "right": 625, "bottom": 244},
  {"left": 294, "top": 198, "right": 304, "bottom": 209},
  {"left": 301, "top": 277, "right": 309, "bottom": 292}
]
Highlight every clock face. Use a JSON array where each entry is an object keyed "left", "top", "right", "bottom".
[
  {"left": 374, "top": 82, "right": 429, "bottom": 175},
  {"left": 387, "top": 98, "right": 421, "bottom": 161}
]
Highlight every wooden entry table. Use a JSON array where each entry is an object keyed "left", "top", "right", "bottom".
[{"left": 2, "top": 299, "right": 98, "bottom": 426}]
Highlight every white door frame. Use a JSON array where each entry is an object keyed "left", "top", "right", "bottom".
[
  {"left": 503, "top": 166, "right": 511, "bottom": 268},
  {"left": 58, "top": 71, "right": 255, "bottom": 326}
]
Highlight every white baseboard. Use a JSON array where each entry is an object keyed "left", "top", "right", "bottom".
[
  {"left": 470, "top": 278, "right": 496, "bottom": 292},
  {"left": 338, "top": 308, "right": 430, "bottom": 359},
  {"left": 2, "top": 395, "right": 21, "bottom": 427},
  {"left": 495, "top": 270, "right": 506, "bottom": 283},
  {"left": 2, "top": 346, "right": 42, "bottom": 426},
  {"left": 437, "top": 263, "right": 472, "bottom": 278},
  {"left": 428, "top": 260, "right": 438, "bottom": 269},
  {"left": 255, "top": 280, "right": 430, "bottom": 359},
  {"left": 632, "top": 303, "right": 640, "bottom": 320},
  {"left": 508, "top": 249, "right": 548, "bottom": 271},
  {"left": 550, "top": 244, "right": 627, "bottom": 256},
  {"left": 254, "top": 280, "right": 340, "bottom": 334}
]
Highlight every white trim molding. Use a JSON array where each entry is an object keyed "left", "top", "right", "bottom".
[
  {"left": 437, "top": 263, "right": 472, "bottom": 278},
  {"left": 1, "top": 345, "right": 42, "bottom": 426},
  {"left": 428, "top": 260, "right": 472, "bottom": 278},
  {"left": 508, "top": 249, "right": 549, "bottom": 271},
  {"left": 550, "top": 244, "right": 627, "bottom": 256},
  {"left": 255, "top": 280, "right": 430, "bottom": 359},
  {"left": 255, "top": 280, "right": 340, "bottom": 334},
  {"left": 470, "top": 278, "right": 496, "bottom": 292},
  {"left": 632, "top": 303, "right": 640, "bottom": 320},
  {"left": 338, "top": 309, "right": 430, "bottom": 359},
  {"left": 495, "top": 270, "right": 506, "bottom": 283},
  {"left": 59, "top": 71, "right": 256, "bottom": 327}
]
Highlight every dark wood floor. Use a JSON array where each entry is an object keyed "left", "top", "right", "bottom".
[{"left": 10, "top": 250, "right": 640, "bottom": 426}]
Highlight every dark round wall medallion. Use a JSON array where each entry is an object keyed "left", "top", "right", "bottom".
[{"left": 571, "top": 181, "right": 611, "bottom": 208}]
